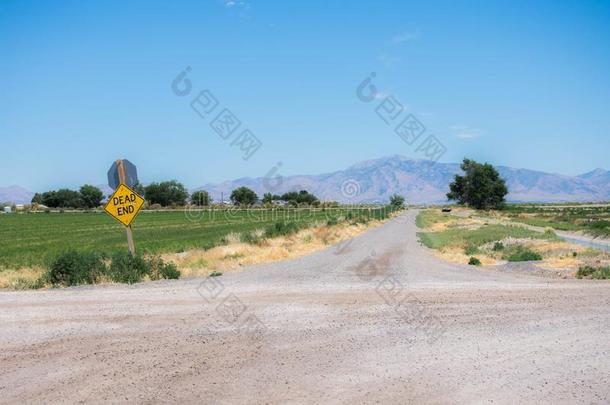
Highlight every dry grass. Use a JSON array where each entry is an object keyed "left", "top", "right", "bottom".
[
  {"left": 433, "top": 247, "right": 499, "bottom": 266},
  {"left": 163, "top": 219, "right": 385, "bottom": 278},
  {"left": 0, "top": 267, "right": 45, "bottom": 289}
]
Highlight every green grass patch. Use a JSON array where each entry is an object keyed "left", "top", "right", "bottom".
[
  {"left": 506, "top": 204, "right": 610, "bottom": 237},
  {"left": 415, "top": 210, "right": 452, "bottom": 229},
  {"left": 576, "top": 266, "right": 610, "bottom": 279},
  {"left": 464, "top": 245, "right": 479, "bottom": 255},
  {"left": 503, "top": 247, "right": 542, "bottom": 262},
  {"left": 418, "top": 224, "right": 554, "bottom": 250},
  {"left": 468, "top": 257, "right": 482, "bottom": 266}
]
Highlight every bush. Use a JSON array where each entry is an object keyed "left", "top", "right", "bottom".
[
  {"left": 464, "top": 245, "right": 479, "bottom": 255},
  {"left": 108, "top": 253, "right": 180, "bottom": 283},
  {"left": 505, "top": 247, "right": 542, "bottom": 262},
  {"left": 148, "top": 256, "right": 181, "bottom": 280},
  {"left": 264, "top": 221, "right": 301, "bottom": 238},
  {"left": 46, "top": 250, "right": 107, "bottom": 286},
  {"left": 468, "top": 257, "right": 482, "bottom": 266},
  {"left": 240, "top": 231, "right": 264, "bottom": 245},
  {"left": 326, "top": 217, "right": 339, "bottom": 226},
  {"left": 576, "top": 266, "right": 610, "bottom": 280},
  {"left": 492, "top": 241, "right": 504, "bottom": 251},
  {"left": 108, "top": 252, "right": 149, "bottom": 284},
  {"left": 544, "top": 227, "right": 556, "bottom": 237}
]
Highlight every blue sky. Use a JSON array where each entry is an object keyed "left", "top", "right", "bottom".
[{"left": 1, "top": 0, "right": 610, "bottom": 191}]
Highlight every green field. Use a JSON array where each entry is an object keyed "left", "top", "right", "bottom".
[
  {"left": 504, "top": 204, "right": 610, "bottom": 237},
  {"left": 0, "top": 207, "right": 392, "bottom": 269},
  {"left": 415, "top": 210, "right": 558, "bottom": 260}
]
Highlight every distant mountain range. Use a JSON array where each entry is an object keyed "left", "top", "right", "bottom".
[
  {"left": 3, "top": 156, "right": 610, "bottom": 204},
  {"left": 197, "top": 155, "right": 610, "bottom": 204},
  {"left": 0, "top": 186, "right": 35, "bottom": 205}
]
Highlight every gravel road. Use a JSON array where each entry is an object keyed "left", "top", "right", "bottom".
[{"left": 1, "top": 211, "right": 609, "bottom": 404}]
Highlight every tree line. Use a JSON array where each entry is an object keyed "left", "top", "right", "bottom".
[
  {"left": 31, "top": 182, "right": 368, "bottom": 209},
  {"left": 26, "top": 157, "right": 507, "bottom": 211}
]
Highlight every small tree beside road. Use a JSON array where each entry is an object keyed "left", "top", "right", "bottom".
[
  {"left": 389, "top": 194, "right": 405, "bottom": 209},
  {"left": 447, "top": 158, "right": 508, "bottom": 210}
]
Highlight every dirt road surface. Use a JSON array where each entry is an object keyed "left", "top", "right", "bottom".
[{"left": 1, "top": 211, "right": 609, "bottom": 404}]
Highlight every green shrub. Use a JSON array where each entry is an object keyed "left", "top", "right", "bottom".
[
  {"left": 46, "top": 250, "right": 107, "bottom": 286},
  {"left": 505, "top": 247, "right": 542, "bottom": 262},
  {"left": 108, "top": 252, "right": 149, "bottom": 284},
  {"left": 240, "top": 231, "right": 264, "bottom": 245},
  {"left": 492, "top": 241, "right": 504, "bottom": 251},
  {"left": 544, "top": 227, "right": 556, "bottom": 237},
  {"left": 588, "top": 220, "right": 610, "bottom": 230},
  {"left": 108, "top": 253, "right": 180, "bottom": 283},
  {"left": 264, "top": 221, "right": 301, "bottom": 238},
  {"left": 326, "top": 217, "right": 339, "bottom": 226},
  {"left": 468, "top": 257, "right": 482, "bottom": 266},
  {"left": 576, "top": 266, "right": 610, "bottom": 279},
  {"left": 464, "top": 245, "right": 479, "bottom": 255},
  {"left": 148, "top": 256, "right": 181, "bottom": 280},
  {"left": 209, "top": 271, "right": 223, "bottom": 277}
]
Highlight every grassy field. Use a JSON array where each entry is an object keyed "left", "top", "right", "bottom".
[
  {"left": 416, "top": 208, "right": 610, "bottom": 277},
  {"left": 504, "top": 204, "right": 610, "bottom": 237},
  {"left": 0, "top": 207, "right": 392, "bottom": 270},
  {"left": 416, "top": 210, "right": 555, "bottom": 251}
]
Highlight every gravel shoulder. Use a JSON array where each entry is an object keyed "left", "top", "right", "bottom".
[{"left": 0, "top": 211, "right": 609, "bottom": 404}]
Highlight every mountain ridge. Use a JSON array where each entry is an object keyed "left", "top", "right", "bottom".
[
  {"left": 2, "top": 156, "right": 609, "bottom": 204},
  {"left": 197, "top": 155, "right": 610, "bottom": 204}
]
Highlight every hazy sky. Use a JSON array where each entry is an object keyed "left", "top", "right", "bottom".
[{"left": 2, "top": 0, "right": 610, "bottom": 191}]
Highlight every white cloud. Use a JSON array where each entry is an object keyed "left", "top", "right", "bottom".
[
  {"left": 450, "top": 125, "right": 484, "bottom": 139},
  {"left": 392, "top": 32, "right": 418, "bottom": 44},
  {"left": 377, "top": 53, "right": 400, "bottom": 67},
  {"left": 374, "top": 91, "right": 390, "bottom": 100},
  {"left": 224, "top": 0, "right": 250, "bottom": 9}
]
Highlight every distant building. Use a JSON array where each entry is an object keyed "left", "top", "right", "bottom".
[
  {"left": 271, "top": 200, "right": 288, "bottom": 206},
  {"left": 3, "top": 206, "right": 11, "bottom": 214}
]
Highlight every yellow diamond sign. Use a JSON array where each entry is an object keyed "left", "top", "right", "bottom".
[{"left": 104, "top": 184, "right": 145, "bottom": 226}]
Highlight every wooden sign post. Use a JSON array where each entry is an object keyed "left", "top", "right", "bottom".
[{"left": 117, "top": 160, "right": 136, "bottom": 255}]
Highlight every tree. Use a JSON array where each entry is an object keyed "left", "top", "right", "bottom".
[
  {"left": 57, "top": 189, "right": 83, "bottom": 208},
  {"left": 132, "top": 181, "right": 145, "bottom": 196},
  {"left": 31, "top": 193, "right": 43, "bottom": 204},
  {"left": 280, "top": 190, "right": 319, "bottom": 206},
  {"left": 230, "top": 187, "right": 258, "bottom": 206},
  {"left": 79, "top": 185, "right": 103, "bottom": 208},
  {"left": 144, "top": 180, "right": 188, "bottom": 206},
  {"left": 389, "top": 194, "right": 405, "bottom": 209},
  {"left": 41, "top": 191, "right": 59, "bottom": 207},
  {"left": 190, "top": 190, "right": 211, "bottom": 206},
  {"left": 447, "top": 158, "right": 508, "bottom": 210},
  {"left": 42, "top": 189, "right": 83, "bottom": 208},
  {"left": 262, "top": 192, "right": 274, "bottom": 204}
]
